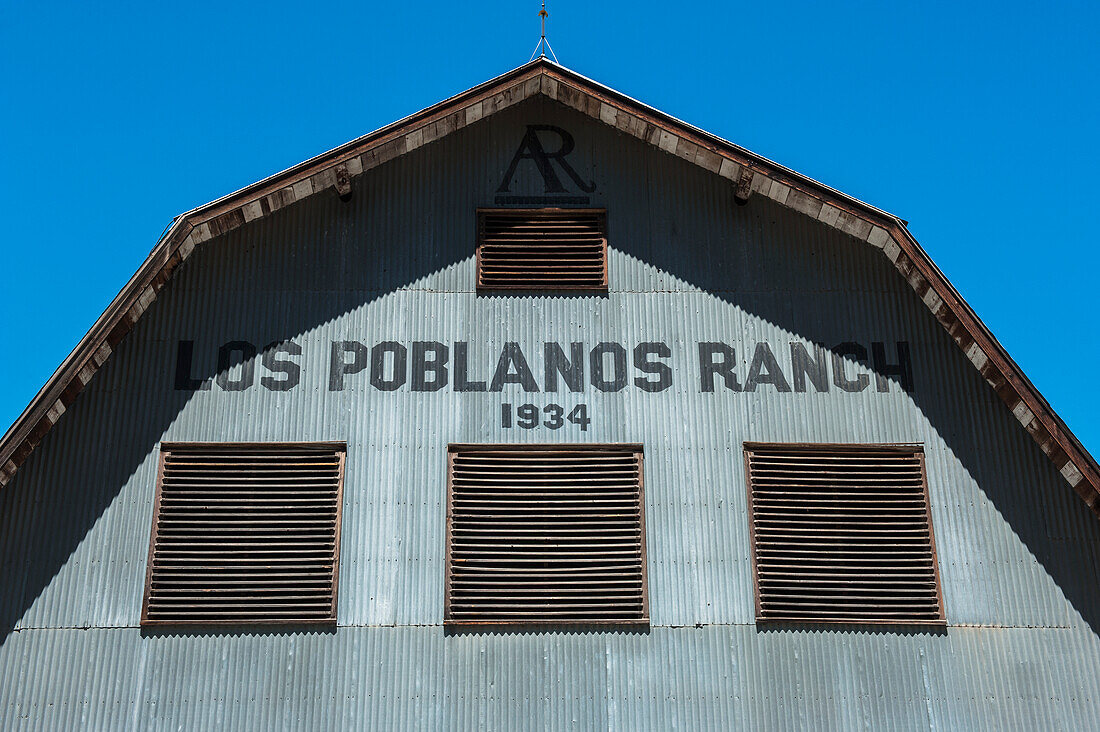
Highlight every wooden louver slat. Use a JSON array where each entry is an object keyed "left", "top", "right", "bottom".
[
  {"left": 476, "top": 209, "right": 608, "bottom": 291},
  {"left": 142, "top": 442, "right": 345, "bottom": 625},
  {"left": 446, "top": 444, "right": 647, "bottom": 625},
  {"left": 745, "top": 443, "right": 945, "bottom": 624}
]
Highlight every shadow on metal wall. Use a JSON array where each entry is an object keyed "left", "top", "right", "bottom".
[{"left": 1, "top": 114, "right": 1099, "bottom": 646}]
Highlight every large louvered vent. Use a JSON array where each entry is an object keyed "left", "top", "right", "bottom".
[
  {"left": 476, "top": 209, "right": 608, "bottom": 291},
  {"left": 142, "top": 443, "right": 345, "bottom": 625},
  {"left": 446, "top": 444, "right": 647, "bottom": 625},
  {"left": 745, "top": 443, "right": 944, "bottom": 624}
]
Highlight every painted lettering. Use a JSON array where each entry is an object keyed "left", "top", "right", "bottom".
[
  {"left": 872, "top": 341, "right": 914, "bottom": 393},
  {"left": 745, "top": 343, "right": 792, "bottom": 393},
  {"left": 411, "top": 342, "right": 448, "bottom": 392},
  {"left": 490, "top": 342, "right": 539, "bottom": 392},
  {"left": 370, "top": 341, "right": 407, "bottom": 391},
  {"left": 590, "top": 342, "right": 628, "bottom": 392},
  {"left": 633, "top": 342, "right": 672, "bottom": 392},
  {"left": 453, "top": 342, "right": 487, "bottom": 392},
  {"left": 261, "top": 341, "right": 301, "bottom": 392},
  {"left": 497, "top": 125, "right": 596, "bottom": 194},
  {"left": 699, "top": 342, "right": 741, "bottom": 392},
  {"left": 832, "top": 342, "right": 871, "bottom": 393},
  {"left": 329, "top": 341, "right": 368, "bottom": 391},
  {"left": 544, "top": 342, "right": 585, "bottom": 392},
  {"left": 216, "top": 341, "right": 256, "bottom": 392},
  {"left": 174, "top": 340, "right": 211, "bottom": 391}
]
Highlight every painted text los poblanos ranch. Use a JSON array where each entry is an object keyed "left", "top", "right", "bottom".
[
  {"left": 176, "top": 340, "right": 912, "bottom": 430},
  {"left": 175, "top": 339, "right": 913, "bottom": 428}
]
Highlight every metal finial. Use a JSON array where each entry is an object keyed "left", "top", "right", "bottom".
[{"left": 529, "top": 1, "right": 559, "bottom": 63}]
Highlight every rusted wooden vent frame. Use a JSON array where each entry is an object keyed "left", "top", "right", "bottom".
[
  {"left": 475, "top": 208, "right": 609, "bottom": 292},
  {"left": 745, "top": 442, "right": 945, "bottom": 625},
  {"left": 141, "top": 442, "right": 346, "bottom": 626},
  {"left": 445, "top": 443, "right": 648, "bottom": 626}
]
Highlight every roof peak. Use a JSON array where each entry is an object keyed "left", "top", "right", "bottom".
[{"left": 529, "top": 1, "right": 560, "bottom": 63}]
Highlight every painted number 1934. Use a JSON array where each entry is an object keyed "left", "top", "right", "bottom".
[{"left": 501, "top": 403, "right": 590, "bottom": 431}]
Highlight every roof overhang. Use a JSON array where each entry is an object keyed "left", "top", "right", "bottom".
[{"left": 2, "top": 58, "right": 1097, "bottom": 515}]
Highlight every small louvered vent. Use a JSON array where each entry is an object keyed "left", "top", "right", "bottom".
[
  {"left": 446, "top": 444, "right": 647, "bottom": 625},
  {"left": 746, "top": 443, "right": 944, "bottom": 624},
  {"left": 476, "top": 209, "right": 608, "bottom": 291},
  {"left": 142, "top": 443, "right": 345, "bottom": 625}
]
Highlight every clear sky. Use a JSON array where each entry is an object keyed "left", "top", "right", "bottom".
[{"left": 1, "top": 1, "right": 1097, "bottom": 457}]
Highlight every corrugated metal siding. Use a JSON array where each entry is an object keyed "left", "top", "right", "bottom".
[
  {"left": 3, "top": 627, "right": 1100, "bottom": 730},
  {"left": 2, "top": 96, "right": 1099, "bottom": 728}
]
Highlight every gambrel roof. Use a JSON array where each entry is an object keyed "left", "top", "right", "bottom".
[{"left": 2, "top": 58, "right": 1097, "bottom": 515}]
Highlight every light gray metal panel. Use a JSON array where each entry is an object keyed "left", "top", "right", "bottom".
[
  {"left": 3, "top": 626, "right": 1100, "bottom": 730},
  {"left": 2, "top": 96, "right": 1099, "bottom": 727}
]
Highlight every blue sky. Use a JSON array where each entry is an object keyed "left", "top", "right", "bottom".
[{"left": 1, "top": 1, "right": 1097, "bottom": 456}]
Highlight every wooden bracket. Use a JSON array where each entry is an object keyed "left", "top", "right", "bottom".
[
  {"left": 334, "top": 165, "right": 352, "bottom": 201},
  {"left": 734, "top": 168, "right": 754, "bottom": 205}
]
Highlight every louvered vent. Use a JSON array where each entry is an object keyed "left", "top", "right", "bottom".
[
  {"left": 746, "top": 443, "right": 944, "bottom": 624},
  {"left": 476, "top": 209, "right": 608, "bottom": 291},
  {"left": 142, "top": 443, "right": 345, "bottom": 625},
  {"left": 446, "top": 444, "right": 647, "bottom": 625}
]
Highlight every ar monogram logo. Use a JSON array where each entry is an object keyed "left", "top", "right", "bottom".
[{"left": 495, "top": 125, "right": 596, "bottom": 204}]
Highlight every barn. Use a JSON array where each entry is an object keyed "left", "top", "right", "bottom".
[{"left": 1, "top": 58, "right": 1099, "bottom": 729}]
